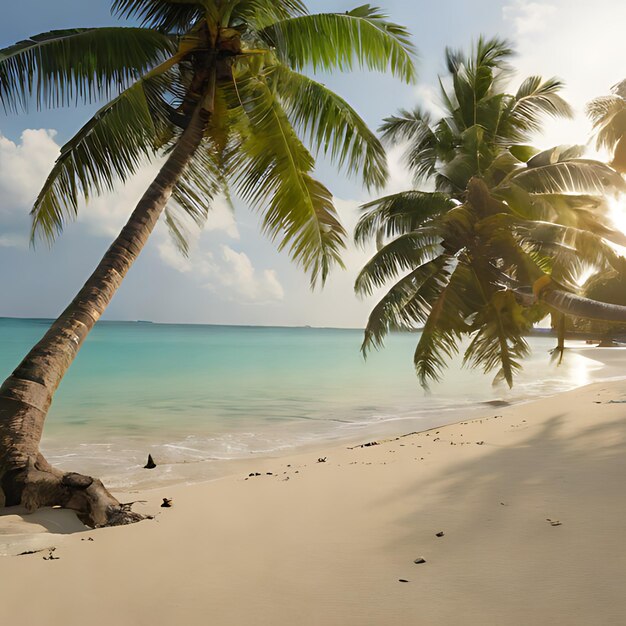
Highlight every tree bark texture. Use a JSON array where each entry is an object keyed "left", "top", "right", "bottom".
[
  {"left": 0, "top": 100, "right": 211, "bottom": 527},
  {"left": 543, "top": 289, "right": 626, "bottom": 323}
]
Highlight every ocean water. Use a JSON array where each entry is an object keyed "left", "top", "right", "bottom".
[{"left": 0, "top": 317, "right": 617, "bottom": 488}]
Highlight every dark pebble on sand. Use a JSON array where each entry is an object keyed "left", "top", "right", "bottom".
[
  {"left": 399, "top": 579, "right": 410, "bottom": 583},
  {"left": 413, "top": 558, "right": 426, "bottom": 564},
  {"left": 436, "top": 532, "right": 444, "bottom": 537}
]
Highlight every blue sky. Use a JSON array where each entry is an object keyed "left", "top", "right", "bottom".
[{"left": 0, "top": 0, "right": 624, "bottom": 327}]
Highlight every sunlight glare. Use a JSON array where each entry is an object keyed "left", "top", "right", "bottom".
[{"left": 608, "top": 194, "right": 626, "bottom": 239}]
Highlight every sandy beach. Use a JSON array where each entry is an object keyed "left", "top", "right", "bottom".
[{"left": 1, "top": 376, "right": 625, "bottom": 625}]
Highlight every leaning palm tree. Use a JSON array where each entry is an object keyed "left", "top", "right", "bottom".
[
  {"left": 0, "top": 1, "right": 415, "bottom": 526},
  {"left": 356, "top": 38, "right": 626, "bottom": 388}
]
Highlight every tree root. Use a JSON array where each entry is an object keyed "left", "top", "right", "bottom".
[{"left": 1, "top": 455, "right": 146, "bottom": 528}]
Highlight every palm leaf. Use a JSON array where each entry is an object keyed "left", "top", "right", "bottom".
[
  {"left": 361, "top": 255, "right": 453, "bottom": 355},
  {"left": 229, "top": 74, "right": 346, "bottom": 285},
  {"left": 516, "top": 221, "right": 619, "bottom": 288},
  {"left": 412, "top": 259, "right": 469, "bottom": 386},
  {"left": 0, "top": 27, "right": 174, "bottom": 112},
  {"left": 507, "top": 159, "right": 626, "bottom": 195},
  {"left": 229, "top": 0, "right": 308, "bottom": 27},
  {"left": 355, "top": 191, "right": 455, "bottom": 246},
  {"left": 354, "top": 228, "right": 442, "bottom": 296},
  {"left": 266, "top": 63, "right": 387, "bottom": 190},
  {"left": 586, "top": 94, "right": 626, "bottom": 152},
  {"left": 502, "top": 76, "right": 572, "bottom": 142},
  {"left": 262, "top": 5, "right": 416, "bottom": 82},
  {"left": 111, "top": 0, "right": 204, "bottom": 32},
  {"left": 166, "top": 138, "right": 222, "bottom": 255},
  {"left": 464, "top": 289, "right": 531, "bottom": 388},
  {"left": 30, "top": 65, "right": 177, "bottom": 241},
  {"left": 379, "top": 107, "right": 440, "bottom": 183}
]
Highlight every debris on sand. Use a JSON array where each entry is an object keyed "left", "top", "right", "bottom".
[{"left": 43, "top": 548, "right": 59, "bottom": 561}]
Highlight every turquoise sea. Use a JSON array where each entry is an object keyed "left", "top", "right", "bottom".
[{"left": 0, "top": 318, "right": 617, "bottom": 488}]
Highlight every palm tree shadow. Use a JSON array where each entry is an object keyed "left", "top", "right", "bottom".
[{"left": 381, "top": 407, "right": 626, "bottom": 552}]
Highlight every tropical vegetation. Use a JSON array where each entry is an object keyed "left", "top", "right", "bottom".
[
  {"left": 0, "top": 0, "right": 415, "bottom": 526},
  {"left": 588, "top": 78, "right": 626, "bottom": 174},
  {"left": 356, "top": 38, "right": 626, "bottom": 388}
]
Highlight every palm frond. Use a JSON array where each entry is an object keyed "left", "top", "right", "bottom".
[
  {"left": 230, "top": 0, "right": 308, "bottom": 28},
  {"left": 354, "top": 228, "right": 442, "bottom": 296},
  {"left": 111, "top": 0, "right": 204, "bottom": 32},
  {"left": 166, "top": 139, "right": 222, "bottom": 255},
  {"left": 267, "top": 64, "right": 387, "bottom": 190},
  {"left": 497, "top": 184, "right": 608, "bottom": 224},
  {"left": 361, "top": 256, "right": 452, "bottom": 355},
  {"left": 355, "top": 191, "right": 455, "bottom": 246},
  {"left": 525, "top": 144, "right": 585, "bottom": 168},
  {"left": 586, "top": 95, "right": 626, "bottom": 152},
  {"left": 504, "top": 77, "right": 572, "bottom": 142},
  {"left": 413, "top": 259, "right": 469, "bottom": 386},
  {"left": 507, "top": 159, "right": 626, "bottom": 195},
  {"left": 230, "top": 74, "right": 346, "bottom": 285},
  {"left": 262, "top": 5, "right": 416, "bottom": 82},
  {"left": 31, "top": 66, "right": 176, "bottom": 241},
  {"left": 379, "top": 106, "right": 433, "bottom": 142},
  {"left": 516, "top": 221, "right": 619, "bottom": 288},
  {"left": 472, "top": 36, "right": 515, "bottom": 72},
  {"left": 464, "top": 289, "right": 531, "bottom": 387},
  {"left": 379, "top": 107, "right": 439, "bottom": 183},
  {"left": 0, "top": 27, "right": 174, "bottom": 112}
]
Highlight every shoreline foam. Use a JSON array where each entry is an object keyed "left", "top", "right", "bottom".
[
  {"left": 40, "top": 345, "right": 626, "bottom": 491},
  {"left": 2, "top": 377, "right": 625, "bottom": 625}
]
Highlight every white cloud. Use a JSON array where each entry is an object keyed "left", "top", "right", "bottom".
[
  {"left": 217, "top": 246, "right": 284, "bottom": 302},
  {"left": 0, "top": 129, "right": 60, "bottom": 249},
  {"left": 384, "top": 144, "right": 414, "bottom": 194},
  {"left": 203, "top": 199, "right": 239, "bottom": 239},
  {"left": 503, "top": 0, "right": 626, "bottom": 149},
  {"left": 156, "top": 234, "right": 195, "bottom": 273},
  {"left": 0, "top": 129, "right": 60, "bottom": 211},
  {"left": 0, "top": 127, "right": 242, "bottom": 274},
  {"left": 160, "top": 235, "right": 285, "bottom": 304},
  {"left": 502, "top": 1, "right": 557, "bottom": 36},
  {"left": 413, "top": 83, "right": 447, "bottom": 120}
]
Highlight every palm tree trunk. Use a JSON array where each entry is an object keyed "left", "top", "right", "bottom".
[
  {"left": 543, "top": 289, "right": 626, "bottom": 323},
  {"left": 0, "top": 99, "right": 212, "bottom": 527}
]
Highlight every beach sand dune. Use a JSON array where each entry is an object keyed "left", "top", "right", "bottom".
[{"left": 1, "top": 380, "right": 625, "bottom": 625}]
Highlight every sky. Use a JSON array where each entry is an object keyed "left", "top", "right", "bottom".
[{"left": 0, "top": 0, "right": 625, "bottom": 327}]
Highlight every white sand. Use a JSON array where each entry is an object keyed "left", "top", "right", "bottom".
[{"left": 1, "top": 377, "right": 625, "bottom": 625}]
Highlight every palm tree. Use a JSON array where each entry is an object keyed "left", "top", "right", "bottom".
[
  {"left": 588, "top": 79, "right": 626, "bottom": 173},
  {"left": 355, "top": 38, "right": 626, "bottom": 388},
  {"left": 0, "top": 1, "right": 415, "bottom": 526}
]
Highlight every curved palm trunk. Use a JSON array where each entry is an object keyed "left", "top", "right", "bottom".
[
  {"left": 0, "top": 102, "right": 211, "bottom": 527},
  {"left": 543, "top": 289, "right": 626, "bottom": 323}
]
